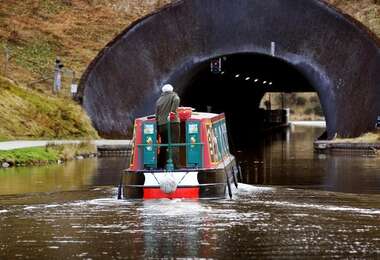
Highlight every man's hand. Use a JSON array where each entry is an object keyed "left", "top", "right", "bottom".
[{"left": 168, "top": 112, "right": 176, "bottom": 121}]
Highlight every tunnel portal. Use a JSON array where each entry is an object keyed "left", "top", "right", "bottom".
[
  {"left": 181, "top": 53, "right": 315, "bottom": 111},
  {"left": 180, "top": 53, "right": 317, "bottom": 142},
  {"left": 79, "top": 0, "right": 380, "bottom": 139}
]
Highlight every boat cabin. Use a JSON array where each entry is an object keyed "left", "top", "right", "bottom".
[{"left": 128, "top": 111, "right": 232, "bottom": 171}]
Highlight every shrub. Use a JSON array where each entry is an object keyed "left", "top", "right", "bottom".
[
  {"left": 309, "top": 96, "right": 319, "bottom": 103},
  {"left": 304, "top": 108, "right": 313, "bottom": 115},
  {"left": 296, "top": 96, "right": 307, "bottom": 106},
  {"left": 314, "top": 105, "right": 324, "bottom": 116}
]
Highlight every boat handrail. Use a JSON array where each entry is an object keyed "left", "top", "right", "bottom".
[{"left": 137, "top": 143, "right": 204, "bottom": 147}]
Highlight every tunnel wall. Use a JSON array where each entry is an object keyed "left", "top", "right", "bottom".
[{"left": 79, "top": 0, "right": 380, "bottom": 139}]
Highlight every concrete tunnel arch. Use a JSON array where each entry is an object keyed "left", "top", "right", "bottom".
[{"left": 78, "top": 0, "right": 380, "bottom": 139}]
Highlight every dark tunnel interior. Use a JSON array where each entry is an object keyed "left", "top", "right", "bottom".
[{"left": 180, "top": 53, "right": 322, "bottom": 144}]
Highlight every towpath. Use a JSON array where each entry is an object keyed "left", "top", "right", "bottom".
[{"left": 0, "top": 140, "right": 131, "bottom": 151}]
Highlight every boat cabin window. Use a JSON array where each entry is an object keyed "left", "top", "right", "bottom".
[
  {"left": 129, "top": 128, "right": 136, "bottom": 167},
  {"left": 208, "top": 120, "right": 230, "bottom": 163},
  {"left": 206, "top": 124, "right": 217, "bottom": 163}
]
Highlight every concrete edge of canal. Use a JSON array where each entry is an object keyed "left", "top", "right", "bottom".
[
  {"left": 314, "top": 140, "right": 380, "bottom": 155},
  {"left": 0, "top": 140, "right": 132, "bottom": 151}
]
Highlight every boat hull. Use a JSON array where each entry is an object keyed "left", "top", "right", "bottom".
[{"left": 121, "top": 157, "right": 238, "bottom": 199}]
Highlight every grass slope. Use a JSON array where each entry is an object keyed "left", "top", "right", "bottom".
[
  {"left": 0, "top": 76, "right": 98, "bottom": 140},
  {"left": 0, "top": 141, "right": 97, "bottom": 166},
  {"left": 0, "top": 0, "right": 171, "bottom": 90}
]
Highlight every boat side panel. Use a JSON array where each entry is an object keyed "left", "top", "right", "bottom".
[
  {"left": 131, "top": 119, "right": 143, "bottom": 171},
  {"left": 201, "top": 118, "right": 212, "bottom": 169}
]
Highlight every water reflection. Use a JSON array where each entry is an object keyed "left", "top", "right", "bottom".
[
  {"left": 0, "top": 157, "right": 129, "bottom": 196},
  {"left": 1, "top": 125, "right": 380, "bottom": 196},
  {"left": 238, "top": 125, "right": 380, "bottom": 194},
  {"left": 141, "top": 200, "right": 216, "bottom": 257}
]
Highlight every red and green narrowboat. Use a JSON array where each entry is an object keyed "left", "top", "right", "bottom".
[{"left": 119, "top": 108, "right": 239, "bottom": 200}]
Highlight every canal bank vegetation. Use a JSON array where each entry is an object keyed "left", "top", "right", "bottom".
[
  {"left": 0, "top": 141, "right": 97, "bottom": 168},
  {"left": 334, "top": 132, "right": 380, "bottom": 143},
  {"left": 260, "top": 93, "right": 325, "bottom": 121},
  {"left": 0, "top": 76, "right": 99, "bottom": 140}
]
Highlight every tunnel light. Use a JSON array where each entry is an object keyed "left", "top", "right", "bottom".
[
  {"left": 210, "top": 58, "right": 222, "bottom": 74},
  {"left": 245, "top": 77, "right": 250, "bottom": 81},
  {"left": 254, "top": 79, "right": 259, "bottom": 82},
  {"left": 263, "top": 81, "right": 267, "bottom": 84},
  {"left": 269, "top": 82, "right": 273, "bottom": 85},
  {"left": 235, "top": 74, "right": 240, "bottom": 78}
]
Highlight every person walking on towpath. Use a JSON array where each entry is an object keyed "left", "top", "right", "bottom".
[{"left": 155, "top": 84, "right": 180, "bottom": 169}]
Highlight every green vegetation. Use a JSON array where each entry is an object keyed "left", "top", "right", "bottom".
[
  {"left": 46, "top": 141, "right": 97, "bottom": 161},
  {"left": 262, "top": 93, "right": 325, "bottom": 121},
  {"left": 0, "top": 142, "right": 97, "bottom": 167},
  {"left": 309, "top": 96, "right": 319, "bottom": 103},
  {"left": 38, "top": 0, "right": 70, "bottom": 17},
  {"left": 0, "top": 0, "right": 165, "bottom": 90},
  {"left": 11, "top": 40, "right": 56, "bottom": 76},
  {"left": 304, "top": 107, "right": 314, "bottom": 115},
  {"left": 302, "top": 105, "right": 324, "bottom": 117},
  {"left": 296, "top": 96, "right": 306, "bottom": 106},
  {"left": 313, "top": 105, "right": 324, "bottom": 117},
  {"left": 0, "top": 76, "right": 99, "bottom": 140},
  {"left": 334, "top": 132, "right": 380, "bottom": 143},
  {"left": 0, "top": 147, "right": 59, "bottom": 166}
]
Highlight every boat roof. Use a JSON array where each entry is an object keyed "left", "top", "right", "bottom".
[{"left": 136, "top": 112, "right": 225, "bottom": 122}]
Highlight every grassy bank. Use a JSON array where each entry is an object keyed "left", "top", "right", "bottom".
[
  {"left": 334, "top": 132, "right": 380, "bottom": 143},
  {"left": 0, "top": 142, "right": 97, "bottom": 167},
  {"left": 0, "top": 0, "right": 171, "bottom": 92},
  {"left": 0, "top": 76, "right": 99, "bottom": 140}
]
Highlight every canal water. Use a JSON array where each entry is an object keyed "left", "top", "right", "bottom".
[{"left": 0, "top": 124, "right": 379, "bottom": 259}]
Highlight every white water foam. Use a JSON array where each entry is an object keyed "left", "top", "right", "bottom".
[
  {"left": 142, "top": 200, "right": 216, "bottom": 216},
  {"left": 291, "top": 121, "right": 326, "bottom": 127},
  {"left": 44, "top": 204, "right": 59, "bottom": 208},
  {"left": 235, "top": 183, "right": 274, "bottom": 193},
  {"left": 86, "top": 198, "right": 131, "bottom": 206},
  {"left": 24, "top": 206, "right": 38, "bottom": 210},
  {"left": 263, "top": 201, "right": 380, "bottom": 215}
]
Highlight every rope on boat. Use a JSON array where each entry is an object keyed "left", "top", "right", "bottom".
[
  {"left": 151, "top": 172, "right": 160, "bottom": 185},
  {"left": 232, "top": 168, "right": 238, "bottom": 189},
  {"left": 222, "top": 155, "right": 233, "bottom": 199},
  {"left": 226, "top": 171, "right": 232, "bottom": 199},
  {"left": 117, "top": 174, "right": 123, "bottom": 200},
  {"left": 177, "top": 171, "right": 190, "bottom": 186}
]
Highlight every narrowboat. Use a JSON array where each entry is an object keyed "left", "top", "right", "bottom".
[{"left": 119, "top": 108, "right": 240, "bottom": 200}]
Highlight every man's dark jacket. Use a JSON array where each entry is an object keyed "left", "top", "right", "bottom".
[{"left": 155, "top": 91, "right": 180, "bottom": 126}]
